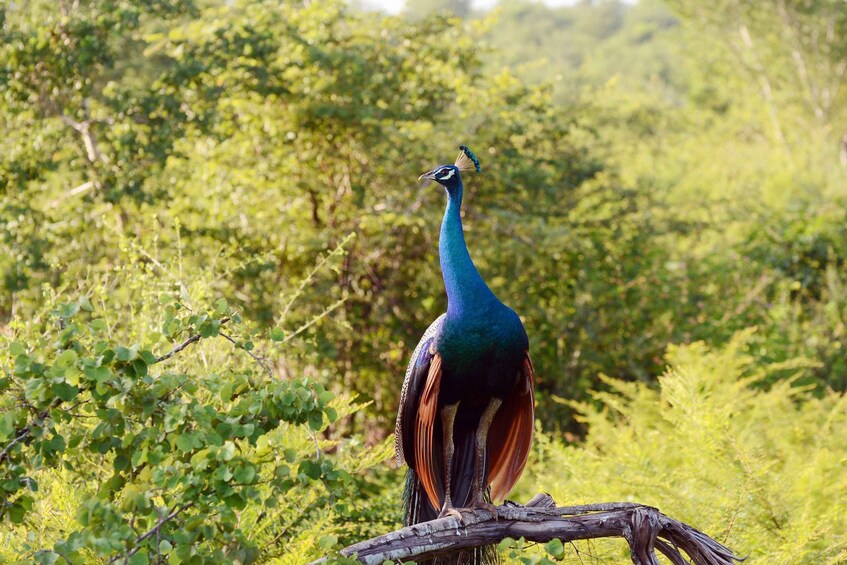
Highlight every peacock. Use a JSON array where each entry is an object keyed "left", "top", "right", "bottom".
[{"left": 395, "top": 146, "right": 535, "bottom": 564}]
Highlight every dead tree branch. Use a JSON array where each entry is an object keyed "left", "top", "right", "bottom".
[
  {"left": 59, "top": 99, "right": 104, "bottom": 164},
  {"left": 320, "top": 494, "right": 743, "bottom": 565}
]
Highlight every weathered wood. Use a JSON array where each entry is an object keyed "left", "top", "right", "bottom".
[{"left": 315, "top": 494, "right": 742, "bottom": 565}]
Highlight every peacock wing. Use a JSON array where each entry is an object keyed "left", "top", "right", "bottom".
[
  {"left": 487, "top": 352, "right": 535, "bottom": 502},
  {"left": 395, "top": 313, "right": 445, "bottom": 467}
]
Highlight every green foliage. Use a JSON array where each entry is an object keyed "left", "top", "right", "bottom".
[
  {"left": 3, "top": 0, "right": 845, "bottom": 435},
  {"left": 517, "top": 332, "right": 847, "bottom": 563},
  {"left": 498, "top": 536, "right": 566, "bottom": 565},
  {"left": 0, "top": 288, "right": 382, "bottom": 562},
  {"left": 477, "top": 0, "right": 847, "bottom": 413},
  {"left": 2, "top": 0, "right": 847, "bottom": 561},
  {"left": 484, "top": 0, "right": 686, "bottom": 101},
  {"left": 1, "top": 0, "right": 654, "bottom": 432}
]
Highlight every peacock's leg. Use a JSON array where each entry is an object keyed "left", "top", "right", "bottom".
[
  {"left": 437, "top": 402, "right": 462, "bottom": 519},
  {"left": 471, "top": 397, "right": 503, "bottom": 509}
]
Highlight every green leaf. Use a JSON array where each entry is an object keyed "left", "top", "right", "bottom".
[
  {"left": 163, "top": 318, "right": 182, "bottom": 338},
  {"left": 52, "top": 382, "right": 78, "bottom": 402},
  {"left": 78, "top": 296, "right": 95, "bottom": 312},
  {"left": 34, "top": 551, "right": 59, "bottom": 565},
  {"left": 308, "top": 412, "right": 323, "bottom": 431},
  {"left": 318, "top": 534, "right": 337, "bottom": 550},
  {"left": 176, "top": 433, "right": 195, "bottom": 453},
  {"left": 113, "top": 453, "right": 130, "bottom": 471},
  {"left": 214, "top": 298, "right": 228, "bottom": 314},
  {"left": 55, "top": 349, "right": 78, "bottom": 368},
  {"left": 131, "top": 359, "right": 148, "bottom": 378},
  {"left": 57, "top": 302, "right": 80, "bottom": 318},
  {"left": 0, "top": 412, "right": 17, "bottom": 440},
  {"left": 499, "top": 538, "right": 516, "bottom": 551},
  {"left": 199, "top": 320, "right": 220, "bottom": 338},
  {"left": 9, "top": 342, "right": 26, "bottom": 356},
  {"left": 234, "top": 465, "right": 256, "bottom": 484},
  {"left": 224, "top": 493, "right": 247, "bottom": 510},
  {"left": 270, "top": 327, "right": 285, "bottom": 341},
  {"left": 190, "top": 448, "right": 211, "bottom": 471},
  {"left": 214, "top": 464, "right": 233, "bottom": 482},
  {"left": 299, "top": 460, "right": 321, "bottom": 481},
  {"left": 218, "top": 441, "right": 236, "bottom": 461},
  {"left": 8, "top": 498, "right": 30, "bottom": 523},
  {"left": 115, "top": 346, "right": 136, "bottom": 362},
  {"left": 219, "top": 382, "right": 234, "bottom": 402},
  {"left": 84, "top": 366, "right": 111, "bottom": 384},
  {"left": 132, "top": 447, "right": 149, "bottom": 467},
  {"left": 139, "top": 350, "right": 157, "bottom": 364},
  {"left": 544, "top": 538, "right": 565, "bottom": 558}
]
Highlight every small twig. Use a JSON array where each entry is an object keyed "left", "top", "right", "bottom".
[
  {"left": 107, "top": 503, "right": 192, "bottom": 564},
  {"left": 262, "top": 491, "right": 323, "bottom": 558},
  {"left": 154, "top": 317, "right": 279, "bottom": 379},
  {"left": 219, "top": 331, "right": 274, "bottom": 379},
  {"left": 305, "top": 427, "right": 321, "bottom": 460},
  {"left": 154, "top": 317, "right": 230, "bottom": 364},
  {"left": 0, "top": 429, "right": 31, "bottom": 466},
  {"left": 48, "top": 181, "right": 95, "bottom": 208},
  {"left": 154, "top": 334, "right": 203, "bottom": 364},
  {"left": 279, "top": 298, "right": 345, "bottom": 345},
  {"left": 0, "top": 400, "right": 61, "bottom": 466},
  {"left": 276, "top": 234, "right": 354, "bottom": 325}
]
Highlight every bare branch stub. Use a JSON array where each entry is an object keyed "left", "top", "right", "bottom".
[{"left": 323, "top": 494, "right": 742, "bottom": 565}]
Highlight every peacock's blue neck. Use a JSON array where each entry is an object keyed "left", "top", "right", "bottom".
[{"left": 439, "top": 183, "right": 498, "bottom": 318}]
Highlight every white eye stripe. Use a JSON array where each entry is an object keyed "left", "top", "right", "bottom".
[{"left": 439, "top": 168, "right": 455, "bottom": 180}]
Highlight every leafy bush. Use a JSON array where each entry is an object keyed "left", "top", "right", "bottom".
[
  {"left": 517, "top": 331, "right": 847, "bottom": 563},
  {"left": 0, "top": 272, "right": 393, "bottom": 563}
]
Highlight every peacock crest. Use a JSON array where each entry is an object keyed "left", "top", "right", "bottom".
[{"left": 455, "top": 145, "right": 481, "bottom": 173}]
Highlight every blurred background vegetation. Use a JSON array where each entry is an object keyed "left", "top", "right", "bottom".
[{"left": 0, "top": 0, "right": 845, "bottom": 562}]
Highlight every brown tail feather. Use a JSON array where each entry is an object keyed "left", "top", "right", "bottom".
[{"left": 488, "top": 353, "right": 535, "bottom": 501}]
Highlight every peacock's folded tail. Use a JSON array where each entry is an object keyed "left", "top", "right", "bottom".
[{"left": 488, "top": 353, "right": 535, "bottom": 502}]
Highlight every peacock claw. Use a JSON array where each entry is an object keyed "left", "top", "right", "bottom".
[
  {"left": 470, "top": 500, "right": 498, "bottom": 520},
  {"left": 471, "top": 500, "right": 497, "bottom": 512},
  {"left": 438, "top": 505, "right": 465, "bottom": 524}
]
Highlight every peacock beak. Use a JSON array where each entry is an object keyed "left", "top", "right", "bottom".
[{"left": 418, "top": 170, "right": 437, "bottom": 181}]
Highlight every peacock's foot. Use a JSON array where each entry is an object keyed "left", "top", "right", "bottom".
[
  {"left": 438, "top": 503, "right": 465, "bottom": 523},
  {"left": 468, "top": 498, "right": 498, "bottom": 520}
]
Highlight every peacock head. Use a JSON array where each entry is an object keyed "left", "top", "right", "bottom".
[
  {"left": 419, "top": 164, "right": 462, "bottom": 191},
  {"left": 418, "top": 145, "right": 481, "bottom": 197}
]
